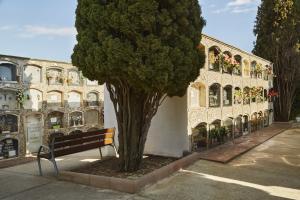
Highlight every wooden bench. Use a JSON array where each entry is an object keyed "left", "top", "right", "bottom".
[{"left": 37, "top": 128, "right": 117, "bottom": 176}]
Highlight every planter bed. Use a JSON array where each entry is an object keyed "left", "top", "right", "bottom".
[{"left": 58, "top": 152, "right": 201, "bottom": 193}]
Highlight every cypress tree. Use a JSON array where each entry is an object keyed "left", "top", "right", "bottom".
[
  {"left": 253, "top": 0, "right": 300, "bottom": 121},
  {"left": 72, "top": 0, "right": 206, "bottom": 171}
]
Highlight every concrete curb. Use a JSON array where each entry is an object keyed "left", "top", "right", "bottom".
[{"left": 58, "top": 152, "right": 201, "bottom": 193}]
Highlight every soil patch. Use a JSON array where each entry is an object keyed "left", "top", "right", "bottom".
[{"left": 71, "top": 155, "right": 178, "bottom": 180}]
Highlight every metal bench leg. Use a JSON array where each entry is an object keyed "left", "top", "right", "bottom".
[
  {"left": 99, "top": 147, "right": 103, "bottom": 159},
  {"left": 51, "top": 158, "right": 59, "bottom": 176},
  {"left": 37, "top": 156, "right": 43, "bottom": 176}
]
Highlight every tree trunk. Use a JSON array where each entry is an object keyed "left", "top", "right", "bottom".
[{"left": 107, "top": 82, "right": 163, "bottom": 172}]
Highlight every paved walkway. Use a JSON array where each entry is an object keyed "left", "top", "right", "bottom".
[
  {"left": 0, "top": 128, "right": 299, "bottom": 200},
  {"left": 198, "top": 123, "right": 291, "bottom": 163}
]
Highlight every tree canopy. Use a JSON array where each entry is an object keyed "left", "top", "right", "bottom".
[
  {"left": 72, "top": 0, "right": 205, "bottom": 97},
  {"left": 72, "top": 0, "right": 206, "bottom": 171},
  {"left": 253, "top": 0, "right": 300, "bottom": 121}
]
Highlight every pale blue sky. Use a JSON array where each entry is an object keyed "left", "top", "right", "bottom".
[{"left": 0, "top": 0, "right": 260, "bottom": 62}]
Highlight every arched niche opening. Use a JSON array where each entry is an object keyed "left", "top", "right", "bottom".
[
  {"left": 251, "top": 112, "right": 258, "bottom": 132},
  {"left": 264, "top": 110, "right": 269, "bottom": 127},
  {"left": 67, "top": 70, "right": 80, "bottom": 85},
  {"left": 190, "top": 82, "right": 206, "bottom": 107},
  {"left": 243, "top": 60, "right": 250, "bottom": 77},
  {"left": 69, "top": 111, "right": 83, "bottom": 127},
  {"left": 243, "top": 87, "right": 250, "bottom": 105},
  {"left": 257, "top": 63, "right": 263, "bottom": 79},
  {"left": 223, "top": 118, "right": 233, "bottom": 137},
  {"left": 258, "top": 111, "right": 264, "bottom": 129},
  {"left": 0, "top": 138, "right": 18, "bottom": 159},
  {"left": 85, "top": 110, "right": 100, "bottom": 125},
  {"left": 24, "top": 113, "right": 43, "bottom": 153},
  {"left": 234, "top": 87, "right": 242, "bottom": 104},
  {"left": 191, "top": 122, "right": 207, "bottom": 150},
  {"left": 46, "top": 68, "right": 63, "bottom": 85},
  {"left": 223, "top": 85, "right": 232, "bottom": 106},
  {"left": 0, "top": 89, "right": 18, "bottom": 110},
  {"left": 233, "top": 55, "right": 242, "bottom": 75},
  {"left": 251, "top": 61, "right": 257, "bottom": 78},
  {"left": 243, "top": 115, "right": 250, "bottom": 133},
  {"left": 87, "top": 92, "right": 99, "bottom": 107},
  {"left": 263, "top": 65, "right": 269, "bottom": 80},
  {"left": 209, "top": 83, "right": 221, "bottom": 107},
  {"left": 47, "top": 111, "right": 64, "bottom": 129},
  {"left": 257, "top": 87, "right": 264, "bottom": 103},
  {"left": 251, "top": 87, "right": 257, "bottom": 103},
  {"left": 208, "top": 46, "right": 221, "bottom": 71},
  {"left": 234, "top": 116, "right": 243, "bottom": 137},
  {"left": 47, "top": 90, "right": 63, "bottom": 108},
  {"left": 23, "top": 89, "right": 43, "bottom": 111},
  {"left": 68, "top": 91, "right": 82, "bottom": 108},
  {"left": 0, "top": 62, "right": 17, "bottom": 82},
  {"left": 0, "top": 114, "right": 18, "bottom": 133},
  {"left": 23, "top": 65, "right": 42, "bottom": 84},
  {"left": 222, "top": 51, "right": 233, "bottom": 74}
]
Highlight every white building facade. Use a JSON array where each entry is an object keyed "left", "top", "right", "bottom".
[{"left": 105, "top": 34, "right": 274, "bottom": 158}]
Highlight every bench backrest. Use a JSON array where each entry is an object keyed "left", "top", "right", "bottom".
[{"left": 49, "top": 128, "right": 115, "bottom": 157}]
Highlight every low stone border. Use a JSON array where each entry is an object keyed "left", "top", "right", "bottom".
[
  {"left": 0, "top": 156, "right": 36, "bottom": 169},
  {"left": 58, "top": 152, "right": 201, "bottom": 193}
]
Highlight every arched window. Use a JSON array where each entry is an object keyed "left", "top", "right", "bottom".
[
  {"left": 67, "top": 70, "right": 80, "bottom": 85},
  {"left": 47, "top": 111, "right": 64, "bottom": 129},
  {"left": 263, "top": 65, "right": 269, "bottom": 80},
  {"left": 47, "top": 91, "right": 63, "bottom": 107},
  {"left": 68, "top": 91, "right": 82, "bottom": 108},
  {"left": 264, "top": 110, "right": 269, "bottom": 127},
  {"left": 243, "top": 87, "right": 250, "bottom": 104},
  {"left": 264, "top": 89, "right": 268, "bottom": 101},
  {"left": 224, "top": 118, "right": 233, "bottom": 136},
  {"left": 222, "top": 51, "right": 233, "bottom": 74},
  {"left": 251, "top": 61, "right": 257, "bottom": 78},
  {"left": 233, "top": 55, "right": 242, "bottom": 75},
  {"left": 69, "top": 111, "right": 83, "bottom": 127},
  {"left": 243, "top": 115, "right": 249, "bottom": 133},
  {"left": 251, "top": 112, "right": 258, "bottom": 132},
  {"left": 0, "top": 62, "right": 17, "bottom": 82},
  {"left": 243, "top": 60, "right": 250, "bottom": 77},
  {"left": 208, "top": 46, "right": 221, "bottom": 71},
  {"left": 87, "top": 92, "right": 99, "bottom": 107},
  {"left": 257, "top": 87, "right": 264, "bottom": 103},
  {"left": 209, "top": 83, "right": 221, "bottom": 107},
  {"left": 234, "top": 87, "right": 242, "bottom": 104},
  {"left": 23, "top": 65, "right": 42, "bottom": 84},
  {"left": 190, "top": 82, "right": 206, "bottom": 107},
  {"left": 223, "top": 85, "right": 232, "bottom": 106},
  {"left": 23, "top": 89, "right": 43, "bottom": 111},
  {"left": 46, "top": 68, "right": 63, "bottom": 85}
]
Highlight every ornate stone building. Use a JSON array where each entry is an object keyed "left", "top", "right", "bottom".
[
  {"left": 0, "top": 54, "right": 104, "bottom": 160},
  {"left": 187, "top": 34, "right": 274, "bottom": 150},
  {"left": 105, "top": 34, "right": 274, "bottom": 157}
]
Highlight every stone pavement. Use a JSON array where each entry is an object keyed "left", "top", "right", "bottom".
[
  {"left": 198, "top": 123, "right": 291, "bottom": 163},
  {"left": 0, "top": 128, "right": 299, "bottom": 200}
]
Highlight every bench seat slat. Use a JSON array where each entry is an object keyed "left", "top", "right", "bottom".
[
  {"left": 54, "top": 134, "right": 112, "bottom": 149},
  {"left": 54, "top": 128, "right": 114, "bottom": 142}
]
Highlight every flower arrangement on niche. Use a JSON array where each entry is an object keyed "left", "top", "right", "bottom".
[
  {"left": 255, "top": 64, "right": 263, "bottom": 74},
  {"left": 16, "top": 89, "right": 25, "bottom": 106},
  {"left": 268, "top": 89, "right": 279, "bottom": 97},
  {"left": 234, "top": 90, "right": 243, "bottom": 103}
]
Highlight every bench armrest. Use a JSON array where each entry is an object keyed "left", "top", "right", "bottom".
[{"left": 37, "top": 145, "right": 50, "bottom": 156}]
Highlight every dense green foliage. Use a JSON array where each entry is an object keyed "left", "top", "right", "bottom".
[
  {"left": 72, "top": 0, "right": 205, "bottom": 96},
  {"left": 72, "top": 0, "right": 206, "bottom": 171},
  {"left": 253, "top": 0, "right": 300, "bottom": 121}
]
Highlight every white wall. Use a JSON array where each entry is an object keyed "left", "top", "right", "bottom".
[{"left": 104, "top": 85, "right": 189, "bottom": 158}]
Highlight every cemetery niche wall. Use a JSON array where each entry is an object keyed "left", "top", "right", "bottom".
[{"left": 0, "top": 54, "right": 104, "bottom": 160}]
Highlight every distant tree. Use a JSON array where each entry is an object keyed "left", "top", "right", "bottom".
[
  {"left": 253, "top": 0, "right": 300, "bottom": 121},
  {"left": 72, "top": 0, "right": 206, "bottom": 171}
]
